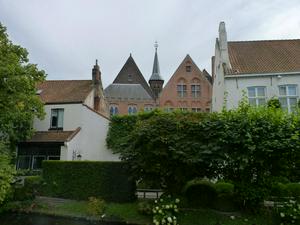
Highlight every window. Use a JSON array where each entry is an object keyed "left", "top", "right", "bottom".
[
  {"left": 186, "top": 65, "right": 191, "bottom": 72},
  {"left": 177, "top": 84, "right": 187, "bottom": 97},
  {"left": 192, "top": 108, "right": 201, "bottom": 112},
  {"left": 109, "top": 105, "right": 119, "bottom": 116},
  {"left": 32, "top": 156, "right": 46, "bottom": 170},
  {"left": 144, "top": 105, "right": 153, "bottom": 112},
  {"left": 128, "top": 105, "right": 137, "bottom": 115},
  {"left": 191, "top": 85, "right": 201, "bottom": 98},
  {"left": 279, "top": 85, "right": 298, "bottom": 112},
  {"left": 50, "top": 108, "right": 64, "bottom": 129},
  {"left": 128, "top": 74, "right": 132, "bottom": 82},
  {"left": 17, "top": 156, "right": 31, "bottom": 169},
  {"left": 164, "top": 107, "right": 173, "bottom": 112},
  {"left": 179, "top": 108, "right": 188, "bottom": 112},
  {"left": 247, "top": 86, "right": 266, "bottom": 106}
]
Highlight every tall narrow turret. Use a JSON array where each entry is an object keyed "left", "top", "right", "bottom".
[{"left": 149, "top": 41, "right": 164, "bottom": 99}]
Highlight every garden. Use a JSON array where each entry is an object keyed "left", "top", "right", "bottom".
[{"left": 1, "top": 102, "right": 300, "bottom": 225}]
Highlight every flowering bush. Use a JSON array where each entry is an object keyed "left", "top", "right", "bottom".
[
  {"left": 276, "top": 199, "right": 300, "bottom": 224},
  {"left": 152, "top": 195, "right": 180, "bottom": 225}
]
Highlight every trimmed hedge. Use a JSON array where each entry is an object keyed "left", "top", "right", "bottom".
[{"left": 42, "top": 161, "right": 136, "bottom": 202}]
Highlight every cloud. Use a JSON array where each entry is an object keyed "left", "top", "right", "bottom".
[{"left": 0, "top": 0, "right": 300, "bottom": 87}]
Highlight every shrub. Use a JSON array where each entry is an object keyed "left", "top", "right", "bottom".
[
  {"left": 152, "top": 195, "right": 180, "bottom": 225},
  {"left": 183, "top": 179, "right": 217, "bottom": 208},
  {"left": 213, "top": 182, "right": 237, "bottom": 212},
  {"left": 42, "top": 161, "right": 136, "bottom": 202},
  {"left": 286, "top": 183, "right": 300, "bottom": 197},
  {"left": 271, "top": 183, "right": 289, "bottom": 197},
  {"left": 215, "top": 182, "right": 234, "bottom": 194},
  {"left": 13, "top": 176, "right": 43, "bottom": 201},
  {"left": 275, "top": 199, "right": 300, "bottom": 224},
  {"left": 137, "top": 200, "right": 153, "bottom": 215},
  {"left": 87, "top": 197, "right": 105, "bottom": 216}
]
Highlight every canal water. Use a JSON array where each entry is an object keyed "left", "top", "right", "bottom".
[{"left": 0, "top": 213, "right": 129, "bottom": 225}]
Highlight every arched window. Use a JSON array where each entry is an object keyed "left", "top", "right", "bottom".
[
  {"left": 128, "top": 105, "right": 137, "bottom": 115},
  {"left": 177, "top": 78, "right": 187, "bottom": 98},
  {"left": 109, "top": 105, "right": 119, "bottom": 116}
]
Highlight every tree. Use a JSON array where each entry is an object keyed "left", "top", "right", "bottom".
[{"left": 0, "top": 23, "right": 45, "bottom": 147}]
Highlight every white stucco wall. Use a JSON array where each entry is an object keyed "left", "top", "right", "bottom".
[
  {"left": 84, "top": 90, "right": 94, "bottom": 108},
  {"left": 33, "top": 103, "right": 119, "bottom": 161},
  {"left": 224, "top": 74, "right": 300, "bottom": 109},
  {"left": 34, "top": 104, "right": 83, "bottom": 131}
]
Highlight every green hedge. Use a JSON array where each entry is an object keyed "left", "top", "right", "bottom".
[{"left": 42, "top": 161, "right": 136, "bottom": 202}]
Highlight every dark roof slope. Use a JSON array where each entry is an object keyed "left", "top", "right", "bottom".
[
  {"left": 227, "top": 39, "right": 300, "bottom": 75},
  {"left": 37, "top": 80, "right": 93, "bottom": 104},
  {"left": 25, "top": 128, "right": 81, "bottom": 143},
  {"left": 105, "top": 84, "right": 153, "bottom": 100},
  {"left": 113, "top": 55, "right": 154, "bottom": 98}
]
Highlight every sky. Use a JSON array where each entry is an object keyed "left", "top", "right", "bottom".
[{"left": 1, "top": 0, "right": 300, "bottom": 88}]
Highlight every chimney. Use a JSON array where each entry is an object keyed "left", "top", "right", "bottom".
[
  {"left": 218, "top": 22, "right": 231, "bottom": 69},
  {"left": 92, "top": 59, "right": 101, "bottom": 111}
]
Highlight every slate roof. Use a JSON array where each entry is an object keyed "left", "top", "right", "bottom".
[
  {"left": 149, "top": 50, "right": 163, "bottom": 81},
  {"left": 227, "top": 39, "right": 300, "bottom": 75},
  {"left": 104, "top": 83, "right": 153, "bottom": 100},
  {"left": 37, "top": 80, "right": 93, "bottom": 104},
  {"left": 113, "top": 55, "right": 154, "bottom": 98},
  {"left": 25, "top": 127, "right": 81, "bottom": 143}
]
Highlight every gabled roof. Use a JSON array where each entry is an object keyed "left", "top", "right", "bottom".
[
  {"left": 104, "top": 83, "right": 153, "bottom": 100},
  {"left": 113, "top": 55, "right": 154, "bottom": 97},
  {"left": 227, "top": 39, "right": 300, "bottom": 75},
  {"left": 37, "top": 80, "right": 93, "bottom": 104},
  {"left": 24, "top": 127, "right": 81, "bottom": 143}
]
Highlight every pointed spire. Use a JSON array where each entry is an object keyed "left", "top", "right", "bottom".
[{"left": 149, "top": 41, "right": 163, "bottom": 81}]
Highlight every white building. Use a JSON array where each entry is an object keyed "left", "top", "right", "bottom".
[
  {"left": 212, "top": 22, "right": 300, "bottom": 112},
  {"left": 17, "top": 61, "right": 119, "bottom": 170}
]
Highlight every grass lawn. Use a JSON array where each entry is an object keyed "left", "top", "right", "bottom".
[{"left": 19, "top": 198, "right": 273, "bottom": 225}]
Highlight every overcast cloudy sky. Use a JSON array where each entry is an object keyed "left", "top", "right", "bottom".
[{"left": 1, "top": 0, "right": 300, "bottom": 87}]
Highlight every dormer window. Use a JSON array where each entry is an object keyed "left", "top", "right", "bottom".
[
  {"left": 186, "top": 65, "right": 191, "bottom": 72},
  {"left": 128, "top": 74, "right": 133, "bottom": 82},
  {"left": 50, "top": 108, "right": 64, "bottom": 130}
]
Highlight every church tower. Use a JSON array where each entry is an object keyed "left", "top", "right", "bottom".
[{"left": 149, "top": 41, "right": 164, "bottom": 100}]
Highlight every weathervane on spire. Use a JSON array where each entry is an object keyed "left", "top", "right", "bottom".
[{"left": 154, "top": 41, "right": 158, "bottom": 52}]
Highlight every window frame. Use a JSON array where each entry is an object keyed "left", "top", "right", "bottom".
[
  {"left": 50, "top": 108, "right": 64, "bottom": 130},
  {"left": 278, "top": 84, "right": 298, "bottom": 113},
  {"left": 177, "top": 84, "right": 187, "bottom": 98},
  {"left": 109, "top": 105, "right": 119, "bottom": 116},
  {"left": 247, "top": 86, "right": 267, "bottom": 107},
  {"left": 128, "top": 105, "right": 137, "bottom": 115},
  {"left": 191, "top": 84, "right": 201, "bottom": 98}
]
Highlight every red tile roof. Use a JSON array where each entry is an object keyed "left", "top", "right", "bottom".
[
  {"left": 227, "top": 39, "right": 300, "bottom": 75},
  {"left": 26, "top": 127, "right": 81, "bottom": 143},
  {"left": 37, "top": 80, "right": 93, "bottom": 104}
]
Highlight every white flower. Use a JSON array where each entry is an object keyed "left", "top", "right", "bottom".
[
  {"left": 166, "top": 205, "right": 170, "bottom": 209},
  {"left": 175, "top": 198, "right": 180, "bottom": 203},
  {"left": 155, "top": 200, "right": 158, "bottom": 203},
  {"left": 153, "top": 209, "right": 156, "bottom": 213},
  {"left": 230, "top": 215, "right": 235, "bottom": 220},
  {"left": 174, "top": 208, "right": 178, "bottom": 212},
  {"left": 159, "top": 209, "right": 162, "bottom": 214},
  {"left": 167, "top": 217, "right": 172, "bottom": 222},
  {"left": 160, "top": 199, "right": 164, "bottom": 202},
  {"left": 174, "top": 205, "right": 177, "bottom": 209},
  {"left": 280, "top": 212, "right": 285, "bottom": 218},
  {"left": 156, "top": 206, "right": 159, "bottom": 210}
]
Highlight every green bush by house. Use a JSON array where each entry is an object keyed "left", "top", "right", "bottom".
[{"left": 42, "top": 161, "right": 136, "bottom": 202}]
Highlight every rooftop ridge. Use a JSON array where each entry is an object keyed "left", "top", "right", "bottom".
[{"left": 228, "top": 38, "right": 300, "bottom": 43}]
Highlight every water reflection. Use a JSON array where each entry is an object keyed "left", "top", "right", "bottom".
[{"left": 0, "top": 213, "right": 127, "bottom": 225}]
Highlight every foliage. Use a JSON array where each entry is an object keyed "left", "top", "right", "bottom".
[
  {"left": 267, "top": 98, "right": 281, "bottom": 109},
  {"left": 107, "top": 104, "right": 300, "bottom": 209},
  {"left": 215, "top": 182, "right": 234, "bottom": 194},
  {"left": 87, "top": 197, "right": 106, "bottom": 216},
  {"left": 0, "top": 143, "right": 15, "bottom": 208},
  {"left": 183, "top": 179, "right": 217, "bottom": 208},
  {"left": 286, "top": 183, "right": 300, "bottom": 198},
  {"left": 42, "top": 161, "right": 136, "bottom": 202},
  {"left": 137, "top": 200, "right": 154, "bottom": 215},
  {"left": 152, "top": 195, "right": 180, "bottom": 225},
  {"left": 0, "top": 23, "right": 45, "bottom": 147},
  {"left": 275, "top": 199, "right": 300, "bottom": 224}
]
